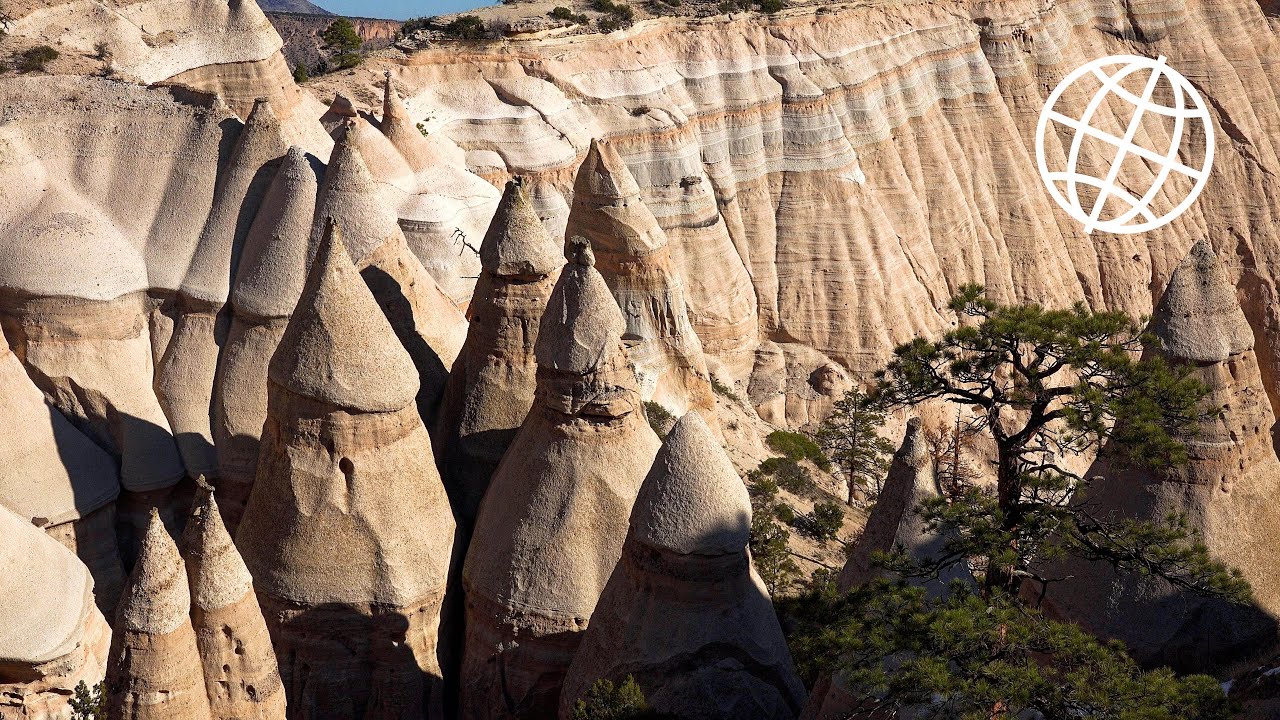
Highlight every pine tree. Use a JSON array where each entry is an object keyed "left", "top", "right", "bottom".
[
  {"left": 321, "top": 19, "right": 362, "bottom": 70},
  {"left": 873, "top": 284, "right": 1247, "bottom": 600},
  {"left": 815, "top": 388, "right": 895, "bottom": 505}
]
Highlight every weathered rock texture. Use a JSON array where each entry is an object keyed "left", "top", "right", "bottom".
[
  {"left": 236, "top": 223, "right": 455, "bottom": 719},
  {"left": 436, "top": 178, "right": 565, "bottom": 525},
  {"left": 105, "top": 510, "right": 213, "bottom": 720},
  {"left": 565, "top": 139, "right": 720, "bottom": 423},
  {"left": 560, "top": 413, "right": 806, "bottom": 720},
  {"left": 461, "top": 240, "right": 662, "bottom": 720},
  {"left": 0, "top": 504, "right": 111, "bottom": 720},
  {"left": 181, "top": 483, "right": 287, "bottom": 720},
  {"left": 304, "top": 0, "right": 1280, "bottom": 431},
  {"left": 212, "top": 145, "right": 320, "bottom": 533},
  {"left": 312, "top": 125, "right": 468, "bottom": 426},
  {"left": 0, "top": 342, "right": 125, "bottom": 615},
  {"left": 1044, "top": 240, "right": 1280, "bottom": 672}
]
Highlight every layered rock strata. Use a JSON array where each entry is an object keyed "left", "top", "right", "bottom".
[
  {"left": 1044, "top": 241, "right": 1280, "bottom": 671},
  {"left": 436, "top": 178, "right": 564, "bottom": 526},
  {"left": 104, "top": 509, "right": 213, "bottom": 720},
  {"left": 181, "top": 482, "right": 287, "bottom": 720},
  {"left": 0, "top": 504, "right": 111, "bottom": 720},
  {"left": 312, "top": 126, "right": 468, "bottom": 426},
  {"left": 564, "top": 139, "right": 718, "bottom": 423},
  {"left": 0, "top": 343, "right": 125, "bottom": 614},
  {"left": 559, "top": 412, "right": 806, "bottom": 720},
  {"left": 212, "top": 145, "right": 320, "bottom": 533},
  {"left": 236, "top": 222, "right": 455, "bottom": 719},
  {"left": 461, "top": 239, "right": 662, "bottom": 720}
]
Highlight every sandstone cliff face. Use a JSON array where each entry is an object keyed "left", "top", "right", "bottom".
[
  {"left": 235, "top": 224, "right": 455, "bottom": 720},
  {"left": 311, "top": 0, "right": 1280, "bottom": 431},
  {"left": 0, "top": 504, "right": 111, "bottom": 720},
  {"left": 1043, "top": 241, "right": 1280, "bottom": 671},
  {"left": 461, "top": 241, "right": 662, "bottom": 720},
  {"left": 560, "top": 413, "right": 806, "bottom": 719}
]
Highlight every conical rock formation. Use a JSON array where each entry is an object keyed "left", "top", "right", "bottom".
[
  {"left": 236, "top": 223, "right": 456, "bottom": 719},
  {"left": 1044, "top": 240, "right": 1280, "bottom": 671},
  {"left": 212, "top": 146, "right": 319, "bottom": 533},
  {"left": 461, "top": 238, "right": 662, "bottom": 720},
  {"left": 0, "top": 504, "right": 111, "bottom": 720},
  {"left": 564, "top": 139, "right": 717, "bottom": 425},
  {"left": 105, "top": 509, "right": 213, "bottom": 720},
  {"left": 182, "top": 482, "right": 286, "bottom": 719},
  {"left": 803, "top": 419, "right": 973, "bottom": 720},
  {"left": 436, "top": 178, "right": 564, "bottom": 526},
  {"left": 839, "top": 418, "right": 971, "bottom": 596},
  {"left": 312, "top": 127, "right": 467, "bottom": 425},
  {"left": 158, "top": 98, "right": 290, "bottom": 481},
  {"left": 559, "top": 413, "right": 806, "bottom": 719}
]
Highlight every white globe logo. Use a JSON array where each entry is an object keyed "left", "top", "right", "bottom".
[{"left": 1036, "top": 55, "right": 1214, "bottom": 235}]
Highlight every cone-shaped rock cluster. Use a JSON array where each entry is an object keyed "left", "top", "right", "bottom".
[
  {"left": 461, "top": 238, "right": 662, "bottom": 720},
  {"left": 182, "top": 482, "right": 286, "bottom": 719},
  {"left": 564, "top": 139, "right": 717, "bottom": 425},
  {"left": 236, "top": 222, "right": 456, "bottom": 718},
  {"left": 105, "top": 510, "right": 213, "bottom": 720},
  {"left": 212, "top": 145, "right": 319, "bottom": 533},
  {"left": 436, "top": 178, "right": 564, "bottom": 526},
  {"left": 559, "top": 413, "right": 806, "bottom": 719},
  {"left": 0, "top": 504, "right": 111, "bottom": 720},
  {"left": 1045, "top": 240, "right": 1280, "bottom": 671}
]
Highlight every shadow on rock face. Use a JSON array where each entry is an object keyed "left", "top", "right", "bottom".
[
  {"left": 361, "top": 265, "right": 450, "bottom": 427},
  {"left": 266, "top": 602, "right": 444, "bottom": 720}
]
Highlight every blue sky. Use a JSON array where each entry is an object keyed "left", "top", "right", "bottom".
[{"left": 316, "top": 1, "right": 497, "bottom": 20}]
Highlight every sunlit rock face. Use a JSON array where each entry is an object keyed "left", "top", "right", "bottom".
[
  {"left": 0, "top": 504, "right": 111, "bottom": 720},
  {"left": 317, "top": 0, "right": 1280, "bottom": 430},
  {"left": 460, "top": 241, "right": 662, "bottom": 720},
  {"left": 235, "top": 225, "right": 455, "bottom": 720},
  {"left": 1043, "top": 241, "right": 1280, "bottom": 672},
  {"left": 560, "top": 413, "right": 806, "bottom": 720}
]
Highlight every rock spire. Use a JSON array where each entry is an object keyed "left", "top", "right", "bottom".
[
  {"left": 436, "top": 178, "right": 564, "bottom": 525},
  {"left": 105, "top": 509, "right": 213, "bottom": 720},
  {"left": 312, "top": 126, "right": 467, "bottom": 424},
  {"left": 559, "top": 413, "right": 807, "bottom": 719},
  {"left": 212, "top": 145, "right": 319, "bottom": 533},
  {"left": 1044, "top": 240, "right": 1280, "bottom": 671},
  {"left": 0, "top": 504, "right": 111, "bottom": 719},
  {"left": 181, "top": 481, "right": 286, "bottom": 719},
  {"left": 236, "top": 221, "right": 456, "bottom": 718},
  {"left": 563, "top": 139, "right": 717, "bottom": 424},
  {"left": 460, "top": 236, "right": 662, "bottom": 719}
]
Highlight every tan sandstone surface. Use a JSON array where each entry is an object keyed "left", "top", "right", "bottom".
[
  {"left": 461, "top": 240, "right": 662, "bottom": 720},
  {"left": 0, "top": 504, "right": 110, "bottom": 720},
  {"left": 559, "top": 413, "right": 806, "bottom": 719},
  {"left": 1043, "top": 240, "right": 1280, "bottom": 671},
  {"left": 235, "top": 223, "right": 456, "bottom": 719}
]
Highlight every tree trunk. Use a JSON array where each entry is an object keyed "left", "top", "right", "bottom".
[{"left": 985, "top": 445, "right": 1023, "bottom": 597}]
